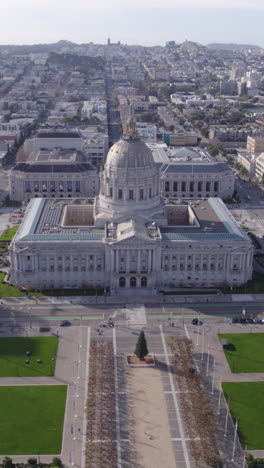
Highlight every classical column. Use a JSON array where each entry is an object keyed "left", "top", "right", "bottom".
[
  {"left": 148, "top": 250, "right": 152, "bottom": 272},
  {"left": 137, "top": 250, "right": 141, "bottom": 274}
]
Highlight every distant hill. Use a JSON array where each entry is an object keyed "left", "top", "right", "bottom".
[
  {"left": 0, "top": 40, "right": 78, "bottom": 54},
  {"left": 207, "top": 43, "right": 262, "bottom": 51}
]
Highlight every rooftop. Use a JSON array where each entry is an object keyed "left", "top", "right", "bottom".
[
  {"left": 13, "top": 197, "right": 248, "bottom": 243},
  {"left": 36, "top": 130, "right": 81, "bottom": 139}
]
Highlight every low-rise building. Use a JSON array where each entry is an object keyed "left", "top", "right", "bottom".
[
  {"left": 24, "top": 129, "right": 85, "bottom": 154},
  {"left": 9, "top": 149, "right": 99, "bottom": 202},
  {"left": 247, "top": 136, "right": 264, "bottom": 153},
  {"left": 237, "top": 150, "right": 256, "bottom": 178},
  {"left": 163, "top": 132, "right": 198, "bottom": 146}
]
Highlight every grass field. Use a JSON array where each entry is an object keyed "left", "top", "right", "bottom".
[
  {"left": 0, "top": 226, "right": 19, "bottom": 242},
  {"left": 0, "top": 337, "right": 58, "bottom": 377},
  {"left": 0, "top": 272, "right": 25, "bottom": 297},
  {"left": 0, "top": 385, "right": 67, "bottom": 455},
  {"left": 218, "top": 333, "right": 264, "bottom": 373},
  {"left": 223, "top": 382, "right": 264, "bottom": 450}
]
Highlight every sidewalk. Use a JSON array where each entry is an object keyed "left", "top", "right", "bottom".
[{"left": 2, "top": 292, "right": 264, "bottom": 306}]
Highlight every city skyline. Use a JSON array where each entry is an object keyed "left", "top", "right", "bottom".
[{"left": 0, "top": 0, "right": 264, "bottom": 47}]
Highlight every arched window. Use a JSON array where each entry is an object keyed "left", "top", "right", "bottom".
[
  {"left": 130, "top": 277, "right": 137, "bottom": 288},
  {"left": 119, "top": 277, "right": 126, "bottom": 287},
  {"left": 141, "top": 277, "right": 147, "bottom": 288}
]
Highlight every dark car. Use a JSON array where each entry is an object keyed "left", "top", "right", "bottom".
[
  {"left": 253, "top": 318, "right": 262, "bottom": 324},
  {"left": 231, "top": 317, "right": 239, "bottom": 323},
  {"left": 192, "top": 318, "right": 199, "bottom": 325},
  {"left": 60, "top": 320, "right": 71, "bottom": 327},
  {"left": 238, "top": 317, "right": 247, "bottom": 324},
  {"left": 245, "top": 318, "right": 254, "bottom": 324}
]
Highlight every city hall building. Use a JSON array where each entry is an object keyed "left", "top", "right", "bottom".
[{"left": 10, "top": 117, "right": 253, "bottom": 292}]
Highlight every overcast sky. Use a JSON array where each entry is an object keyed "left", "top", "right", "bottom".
[{"left": 0, "top": 0, "right": 263, "bottom": 47}]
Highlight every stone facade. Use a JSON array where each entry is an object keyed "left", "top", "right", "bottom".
[{"left": 10, "top": 117, "right": 253, "bottom": 292}]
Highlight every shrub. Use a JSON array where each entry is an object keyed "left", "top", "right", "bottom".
[
  {"left": 27, "top": 458, "right": 37, "bottom": 466},
  {"left": 51, "top": 457, "right": 62, "bottom": 467},
  {"left": 2, "top": 457, "right": 12, "bottom": 468}
]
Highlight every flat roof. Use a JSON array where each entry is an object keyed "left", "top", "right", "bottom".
[{"left": 14, "top": 197, "right": 249, "bottom": 243}]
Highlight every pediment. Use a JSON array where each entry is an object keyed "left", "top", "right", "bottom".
[{"left": 111, "top": 234, "right": 155, "bottom": 247}]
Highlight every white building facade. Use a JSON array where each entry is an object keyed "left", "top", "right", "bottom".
[{"left": 10, "top": 117, "right": 253, "bottom": 292}]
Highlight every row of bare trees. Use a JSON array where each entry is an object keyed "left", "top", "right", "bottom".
[
  {"left": 85, "top": 340, "right": 117, "bottom": 468},
  {"left": 169, "top": 337, "right": 224, "bottom": 467}
]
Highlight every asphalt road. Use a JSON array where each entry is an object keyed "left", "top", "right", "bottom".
[{"left": 1, "top": 302, "right": 264, "bottom": 328}]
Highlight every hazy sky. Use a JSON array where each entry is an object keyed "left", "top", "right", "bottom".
[{"left": 0, "top": 0, "right": 263, "bottom": 47}]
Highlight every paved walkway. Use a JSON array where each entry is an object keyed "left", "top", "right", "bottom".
[
  {"left": 187, "top": 322, "right": 264, "bottom": 459},
  {"left": 126, "top": 304, "right": 147, "bottom": 327}
]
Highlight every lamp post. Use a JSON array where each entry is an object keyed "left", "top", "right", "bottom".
[
  {"left": 211, "top": 357, "right": 215, "bottom": 395},
  {"left": 196, "top": 313, "right": 200, "bottom": 346},
  {"left": 206, "top": 342, "right": 210, "bottom": 377},
  {"left": 224, "top": 397, "right": 230, "bottom": 438},
  {"left": 217, "top": 378, "right": 222, "bottom": 415},
  {"left": 201, "top": 329, "right": 205, "bottom": 361},
  {"left": 231, "top": 420, "right": 238, "bottom": 462},
  {"left": 242, "top": 446, "right": 247, "bottom": 468}
]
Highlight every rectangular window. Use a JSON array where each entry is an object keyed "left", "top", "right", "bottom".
[
  {"left": 190, "top": 181, "right": 194, "bottom": 192},
  {"left": 149, "top": 187, "right": 152, "bottom": 198},
  {"left": 139, "top": 189, "right": 144, "bottom": 200},
  {"left": 129, "top": 190, "right": 133, "bottom": 200},
  {"left": 25, "top": 181, "right": 31, "bottom": 193},
  {"left": 118, "top": 189, "right": 123, "bottom": 199},
  {"left": 182, "top": 182, "right": 186, "bottom": 192},
  {"left": 110, "top": 187, "right": 113, "bottom": 198},
  {"left": 75, "top": 181, "right": 80, "bottom": 193}
]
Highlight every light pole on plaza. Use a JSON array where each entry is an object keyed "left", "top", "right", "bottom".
[
  {"left": 217, "top": 378, "right": 222, "bottom": 415},
  {"left": 201, "top": 329, "right": 205, "bottom": 361},
  {"left": 231, "top": 420, "right": 238, "bottom": 462},
  {"left": 211, "top": 357, "right": 215, "bottom": 395},
  {"left": 224, "top": 397, "right": 230, "bottom": 438},
  {"left": 196, "top": 313, "right": 200, "bottom": 346},
  {"left": 206, "top": 342, "right": 210, "bottom": 377}
]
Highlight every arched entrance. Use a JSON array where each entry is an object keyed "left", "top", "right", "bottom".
[
  {"left": 119, "top": 277, "right": 126, "bottom": 288},
  {"left": 130, "top": 277, "right": 137, "bottom": 288},
  {"left": 141, "top": 277, "right": 147, "bottom": 288}
]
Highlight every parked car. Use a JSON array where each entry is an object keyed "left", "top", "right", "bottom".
[
  {"left": 253, "top": 318, "right": 263, "bottom": 324},
  {"left": 231, "top": 317, "right": 239, "bottom": 323},
  {"left": 60, "top": 320, "right": 71, "bottom": 327}
]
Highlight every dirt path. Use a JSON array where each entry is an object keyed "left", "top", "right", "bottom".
[{"left": 128, "top": 366, "right": 176, "bottom": 468}]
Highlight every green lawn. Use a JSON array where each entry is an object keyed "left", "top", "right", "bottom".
[
  {"left": 0, "top": 272, "right": 24, "bottom": 297},
  {"left": 223, "top": 382, "right": 264, "bottom": 450},
  {"left": 219, "top": 333, "right": 264, "bottom": 373},
  {"left": 0, "top": 337, "right": 58, "bottom": 377},
  {"left": 0, "top": 226, "right": 19, "bottom": 242},
  {"left": 0, "top": 385, "right": 67, "bottom": 455}
]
